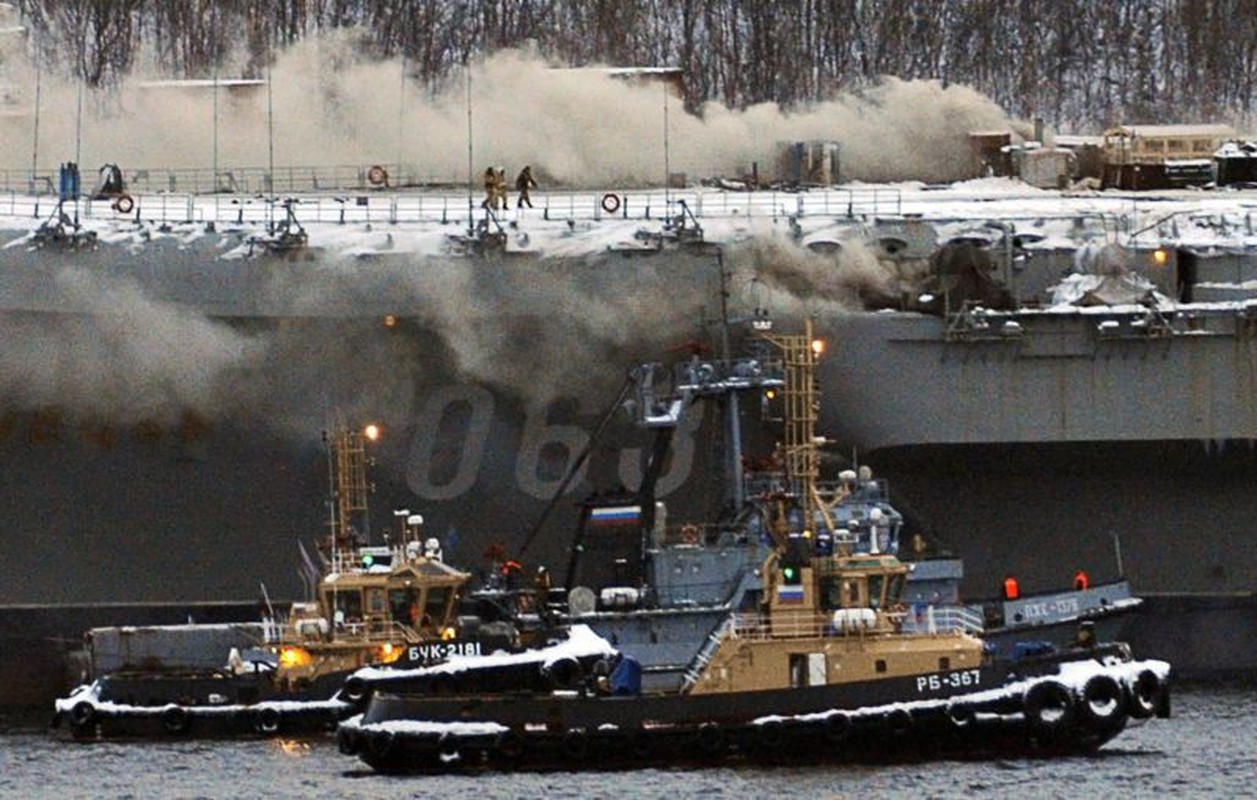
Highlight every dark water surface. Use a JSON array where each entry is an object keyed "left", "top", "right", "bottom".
[{"left": 2, "top": 684, "right": 1252, "bottom": 799}]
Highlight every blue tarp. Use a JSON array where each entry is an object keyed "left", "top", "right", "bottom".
[{"left": 609, "top": 654, "right": 641, "bottom": 696}]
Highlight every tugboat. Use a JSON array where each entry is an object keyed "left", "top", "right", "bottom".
[
  {"left": 337, "top": 321, "right": 1171, "bottom": 773},
  {"left": 52, "top": 422, "right": 492, "bottom": 739}
]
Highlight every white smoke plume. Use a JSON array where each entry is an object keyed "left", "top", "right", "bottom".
[
  {"left": 0, "top": 40, "right": 1012, "bottom": 185},
  {"left": 0, "top": 38, "right": 1013, "bottom": 433}
]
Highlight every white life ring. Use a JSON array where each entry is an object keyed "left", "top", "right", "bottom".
[
  {"left": 601, "top": 193, "right": 621, "bottom": 214},
  {"left": 367, "top": 165, "right": 388, "bottom": 186},
  {"left": 113, "top": 194, "right": 134, "bottom": 214}
]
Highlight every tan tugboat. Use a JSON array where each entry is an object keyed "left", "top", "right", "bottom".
[
  {"left": 54, "top": 422, "right": 487, "bottom": 739},
  {"left": 338, "top": 321, "right": 1171, "bottom": 772}
]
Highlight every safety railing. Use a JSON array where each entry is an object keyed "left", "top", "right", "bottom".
[{"left": 0, "top": 185, "right": 904, "bottom": 229}]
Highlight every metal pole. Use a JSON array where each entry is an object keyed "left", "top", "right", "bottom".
[
  {"left": 466, "top": 62, "right": 474, "bottom": 236},
  {"left": 266, "top": 54, "right": 275, "bottom": 228},
  {"left": 30, "top": 58, "right": 40, "bottom": 191},
  {"left": 663, "top": 81, "right": 671, "bottom": 218}
]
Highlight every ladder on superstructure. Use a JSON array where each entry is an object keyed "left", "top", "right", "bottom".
[
  {"left": 326, "top": 423, "right": 371, "bottom": 562},
  {"left": 761, "top": 318, "right": 830, "bottom": 535}
]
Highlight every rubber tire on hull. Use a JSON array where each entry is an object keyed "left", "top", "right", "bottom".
[
  {"left": 495, "top": 730, "right": 524, "bottom": 761},
  {"left": 825, "top": 712, "right": 851, "bottom": 743},
  {"left": 342, "top": 676, "right": 368, "bottom": 704},
  {"left": 254, "top": 707, "right": 281, "bottom": 735},
  {"left": 1023, "top": 680, "right": 1074, "bottom": 741},
  {"left": 70, "top": 701, "right": 96, "bottom": 729},
  {"left": 1127, "top": 669, "right": 1161, "bottom": 719},
  {"left": 946, "top": 700, "right": 976, "bottom": 729},
  {"left": 563, "top": 729, "right": 590, "bottom": 761},
  {"left": 369, "top": 730, "right": 397, "bottom": 761},
  {"left": 694, "top": 722, "right": 725, "bottom": 756},
  {"left": 162, "top": 706, "right": 191, "bottom": 735},
  {"left": 1078, "top": 674, "right": 1128, "bottom": 731},
  {"left": 884, "top": 708, "right": 913, "bottom": 735},
  {"left": 337, "top": 727, "right": 358, "bottom": 756}
]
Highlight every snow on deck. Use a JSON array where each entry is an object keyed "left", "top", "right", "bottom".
[{"left": 5, "top": 179, "right": 1257, "bottom": 260}]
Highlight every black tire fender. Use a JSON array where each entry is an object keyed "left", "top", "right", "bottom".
[
  {"left": 1024, "top": 680, "right": 1074, "bottom": 732},
  {"left": 545, "top": 657, "right": 583, "bottom": 690},
  {"left": 1080, "top": 674, "right": 1125, "bottom": 722},
  {"left": 336, "top": 726, "right": 357, "bottom": 755},
  {"left": 885, "top": 707, "right": 913, "bottom": 735},
  {"left": 562, "top": 729, "right": 590, "bottom": 760},
  {"left": 161, "top": 705, "right": 190, "bottom": 735},
  {"left": 70, "top": 701, "right": 96, "bottom": 728},
  {"left": 495, "top": 729, "right": 524, "bottom": 759},
  {"left": 695, "top": 722, "right": 725, "bottom": 755},
  {"left": 825, "top": 711, "right": 851, "bottom": 743},
  {"left": 341, "top": 676, "right": 368, "bottom": 704},
  {"left": 1127, "top": 669, "right": 1160, "bottom": 719},
  {"left": 368, "top": 729, "right": 396, "bottom": 760},
  {"left": 255, "top": 706, "right": 281, "bottom": 735},
  {"left": 946, "top": 700, "right": 975, "bottom": 728},
  {"left": 755, "top": 719, "right": 785, "bottom": 750}
]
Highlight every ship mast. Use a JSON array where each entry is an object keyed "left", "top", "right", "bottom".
[
  {"left": 325, "top": 421, "right": 372, "bottom": 567},
  {"left": 760, "top": 318, "right": 827, "bottom": 535}
]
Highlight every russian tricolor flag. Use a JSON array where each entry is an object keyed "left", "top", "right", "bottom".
[
  {"left": 590, "top": 505, "right": 641, "bottom": 526},
  {"left": 777, "top": 585, "right": 805, "bottom": 603}
]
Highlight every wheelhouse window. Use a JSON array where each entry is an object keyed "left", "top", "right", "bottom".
[
  {"left": 330, "top": 590, "right": 363, "bottom": 625},
  {"left": 425, "top": 587, "right": 452, "bottom": 626}
]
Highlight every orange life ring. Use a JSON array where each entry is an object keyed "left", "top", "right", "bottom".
[
  {"left": 601, "top": 193, "right": 620, "bottom": 214},
  {"left": 680, "top": 524, "right": 700, "bottom": 545},
  {"left": 367, "top": 165, "right": 388, "bottom": 186},
  {"left": 113, "top": 194, "right": 134, "bottom": 214}
]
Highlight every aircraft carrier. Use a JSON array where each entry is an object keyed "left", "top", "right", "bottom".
[{"left": 2, "top": 181, "right": 1255, "bottom": 723}]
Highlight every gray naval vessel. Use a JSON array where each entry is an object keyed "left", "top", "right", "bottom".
[{"left": 0, "top": 179, "right": 1254, "bottom": 723}]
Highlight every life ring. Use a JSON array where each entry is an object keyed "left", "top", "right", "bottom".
[
  {"left": 1023, "top": 680, "right": 1074, "bottom": 735},
  {"left": 601, "top": 193, "right": 621, "bottom": 214},
  {"left": 367, "top": 165, "right": 388, "bottom": 187},
  {"left": 161, "top": 705, "right": 190, "bottom": 735},
  {"left": 1127, "top": 669, "right": 1161, "bottom": 719},
  {"left": 70, "top": 701, "right": 96, "bottom": 728},
  {"left": 680, "top": 524, "right": 700, "bottom": 545},
  {"left": 255, "top": 706, "right": 281, "bottom": 735},
  {"left": 1078, "top": 673, "right": 1127, "bottom": 729},
  {"left": 113, "top": 194, "right": 134, "bottom": 214},
  {"left": 824, "top": 712, "right": 851, "bottom": 743}
]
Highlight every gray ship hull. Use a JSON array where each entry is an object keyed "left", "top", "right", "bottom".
[{"left": 815, "top": 310, "right": 1257, "bottom": 600}]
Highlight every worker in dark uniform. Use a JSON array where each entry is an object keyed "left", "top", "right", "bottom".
[
  {"left": 535, "top": 565, "right": 552, "bottom": 616},
  {"left": 515, "top": 165, "right": 537, "bottom": 208},
  {"left": 481, "top": 167, "right": 497, "bottom": 210}
]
